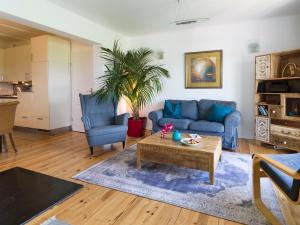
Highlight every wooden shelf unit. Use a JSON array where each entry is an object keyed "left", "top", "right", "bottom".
[{"left": 255, "top": 49, "right": 300, "bottom": 152}]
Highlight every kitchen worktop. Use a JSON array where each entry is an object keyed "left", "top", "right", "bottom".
[
  {"left": 0, "top": 99, "right": 19, "bottom": 105},
  {"left": 0, "top": 95, "right": 18, "bottom": 99}
]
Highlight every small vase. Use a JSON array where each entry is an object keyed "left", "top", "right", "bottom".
[{"left": 172, "top": 130, "right": 181, "bottom": 141}]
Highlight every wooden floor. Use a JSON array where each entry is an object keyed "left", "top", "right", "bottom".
[{"left": 0, "top": 131, "right": 299, "bottom": 225}]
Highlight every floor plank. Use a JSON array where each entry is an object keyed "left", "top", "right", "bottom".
[{"left": 0, "top": 130, "right": 299, "bottom": 225}]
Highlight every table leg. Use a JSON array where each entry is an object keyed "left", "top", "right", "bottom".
[
  {"left": 136, "top": 148, "right": 141, "bottom": 169},
  {"left": 0, "top": 135, "right": 2, "bottom": 153},
  {"left": 209, "top": 170, "right": 214, "bottom": 185},
  {"left": 2, "top": 135, "right": 7, "bottom": 152},
  {"left": 219, "top": 153, "right": 222, "bottom": 162},
  {"left": 209, "top": 156, "right": 215, "bottom": 185}
]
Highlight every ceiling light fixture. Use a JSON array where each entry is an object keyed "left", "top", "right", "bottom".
[{"left": 170, "top": 0, "right": 209, "bottom": 26}]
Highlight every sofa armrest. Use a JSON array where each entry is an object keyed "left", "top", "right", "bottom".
[
  {"left": 148, "top": 109, "right": 163, "bottom": 132},
  {"left": 225, "top": 111, "right": 241, "bottom": 128},
  {"left": 81, "top": 115, "right": 91, "bottom": 130},
  {"left": 115, "top": 113, "right": 130, "bottom": 125},
  {"left": 148, "top": 109, "right": 163, "bottom": 123}
]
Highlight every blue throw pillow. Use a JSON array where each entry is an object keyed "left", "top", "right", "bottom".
[
  {"left": 206, "top": 104, "right": 233, "bottom": 123},
  {"left": 163, "top": 100, "right": 182, "bottom": 119}
]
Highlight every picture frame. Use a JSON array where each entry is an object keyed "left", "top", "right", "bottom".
[{"left": 185, "top": 50, "right": 223, "bottom": 88}]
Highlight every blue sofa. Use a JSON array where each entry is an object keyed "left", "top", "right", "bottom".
[
  {"left": 79, "top": 94, "right": 129, "bottom": 154},
  {"left": 148, "top": 99, "right": 241, "bottom": 150}
]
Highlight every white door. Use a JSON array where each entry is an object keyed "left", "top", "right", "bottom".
[{"left": 71, "top": 41, "right": 98, "bottom": 132}]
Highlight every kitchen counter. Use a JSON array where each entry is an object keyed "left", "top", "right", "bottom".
[
  {"left": 0, "top": 99, "right": 19, "bottom": 105},
  {"left": 0, "top": 95, "right": 18, "bottom": 99}
]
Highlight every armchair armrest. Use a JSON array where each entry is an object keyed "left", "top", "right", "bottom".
[
  {"left": 225, "top": 111, "right": 241, "bottom": 128},
  {"left": 81, "top": 115, "right": 91, "bottom": 130},
  {"left": 148, "top": 109, "right": 163, "bottom": 123},
  {"left": 115, "top": 113, "right": 130, "bottom": 125},
  {"left": 253, "top": 154, "right": 300, "bottom": 179}
]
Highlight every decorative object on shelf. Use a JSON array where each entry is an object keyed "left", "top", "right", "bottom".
[
  {"left": 95, "top": 41, "right": 170, "bottom": 137},
  {"left": 281, "top": 62, "right": 300, "bottom": 77},
  {"left": 172, "top": 130, "right": 181, "bottom": 141},
  {"left": 255, "top": 55, "right": 271, "bottom": 79},
  {"left": 161, "top": 123, "right": 173, "bottom": 138},
  {"left": 185, "top": 50, "right": 222, "bottom": 88}
]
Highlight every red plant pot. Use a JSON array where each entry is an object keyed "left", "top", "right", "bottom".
[{"left": 127, "top": 117, "right": 147, "bottom": 137}]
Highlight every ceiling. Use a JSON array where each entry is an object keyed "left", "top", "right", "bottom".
[
  {"left": 49, "top": 0, "right": 300, "bottom": 36},
  {"left": 0, "top": 18, "right": 47, "bottom": 48}
]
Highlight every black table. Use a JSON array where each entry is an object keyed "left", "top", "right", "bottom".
[{"left": 0, "top": 167, "right": 83, "bottom": 225}]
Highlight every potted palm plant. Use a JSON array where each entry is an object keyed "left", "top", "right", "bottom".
[{"left": 95, "top": 41, "right": 169, "bottom": 137}]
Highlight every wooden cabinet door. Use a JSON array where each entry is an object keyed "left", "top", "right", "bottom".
[
  {"left": 32, "top": 116, "right": 49, "bottom": 130},
  {"left": 31, "top": 36, "right": 48, "bottom": 62},
  {"left": 15, "top": 92, "right": 34, "bottom": 127},
  {"left": 3, "top": 45, "right": 31, "bottom": 81},
  {"left": 255, "top": 55, "right": 271, "bottom": 79},
  {"left": 256, "top": 117, "right": 270, "bottom": 142}
]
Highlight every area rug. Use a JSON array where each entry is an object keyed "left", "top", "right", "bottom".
[
  {"left": 41, "top": 216, "right": 70, "bottom": 225},
  {"left": 73, "top": 146, "right": 285, "bottom": 225}
]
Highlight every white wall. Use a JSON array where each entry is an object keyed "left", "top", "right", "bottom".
[
  {"left": 71, "top": 41, "right": 95, "bottom": 132},
  {"left": 129, "top": 15, "right": 300, "bottom": 139},
  {"left": 0, "top": 0, "right": 128, "bottom": 48}
]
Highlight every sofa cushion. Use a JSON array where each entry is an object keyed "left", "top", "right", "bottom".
[
  {"left": 163, "top": 100, "right": 182, "bottom": 119},
  {"left": 260, "top": 153, "right": 300, "bottom": 201},
  {"left": 87, "top": 125, "right": 127, "bottom": 137},
  {"left": 206, "top": 104, "right": 234, "bottom": 123},
  {"left": 198, "top": 99, "right": 236, "bottom": 120},
  {"left": 166, "top": 100, "right": 198, "bottom": 120},
  {"left": 158, "top": 118, "right": 193, "bottom": 130},
  {"left": 189, "top": 120, "right": 224, "bottom": 133}
]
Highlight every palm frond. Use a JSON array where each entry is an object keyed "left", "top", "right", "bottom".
[{"left": 95, "top": 41, "right": 170, "bottom": 119}]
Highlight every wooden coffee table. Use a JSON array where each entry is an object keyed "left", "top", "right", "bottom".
[{"left": 137, "top": 133, "right": 222, "bottom": 184}]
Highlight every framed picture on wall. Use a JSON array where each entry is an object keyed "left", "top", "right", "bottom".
[{"left": 185, "top": 50, "right": 222, "bottom": 88}]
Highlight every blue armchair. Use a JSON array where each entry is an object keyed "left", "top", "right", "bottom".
[
  {"left": 79, "top": 94, "right": 129, "bottom": 154},
  {"left": 253, "top": 153, "right": 300, "bottom": 224}
]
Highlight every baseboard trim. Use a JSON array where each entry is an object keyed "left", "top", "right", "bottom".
[{"left": 14, "top": 126, "right": 72, "bottom": 135}]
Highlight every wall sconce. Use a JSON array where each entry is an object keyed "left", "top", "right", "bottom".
[
  {"left": 247, "top": 41, "right": 260, "bottom": 53},
  {"left": 155, "top": 50, "right": 164, "bottom": 60}
]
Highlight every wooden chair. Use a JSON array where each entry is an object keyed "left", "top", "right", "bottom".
[
  {"left": 0, "top": 101, "right": 19, "bottom": 152},
  {"left": 253, "top": 153, "right": 300, "bottom": 225}
]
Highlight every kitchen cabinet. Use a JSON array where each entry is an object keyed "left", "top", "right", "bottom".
[
  {"left": 31, "top": 36, "right": 48, "bottom": 62},
  {"left": 3, "top": 45, "right": 31, "bottom": 81},
  {"left": 16, "top": 35, "right": 71, "bottom": 130},
  {"left": 31, "top": 61, "right": 49, "bottom": 117},
  {"left": 15, "top": 92, "right": 33, "bottom": 127}
]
